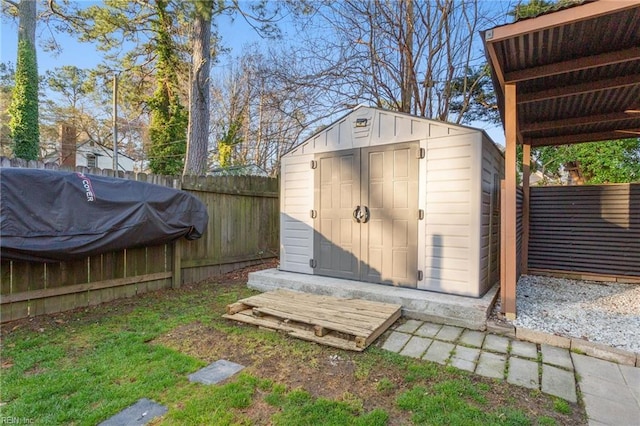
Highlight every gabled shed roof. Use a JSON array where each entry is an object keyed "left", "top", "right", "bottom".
[{"left": 285, "top": 106, "right": 495, "bottom": 158}]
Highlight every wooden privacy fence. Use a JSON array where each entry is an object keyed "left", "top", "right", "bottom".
[{"left": 0, "top": 160, "right": 279, "bottom": 322}]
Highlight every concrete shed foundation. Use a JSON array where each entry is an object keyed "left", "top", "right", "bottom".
[{"left": 248, "top": 269, "right": 499, "bottom": 331}]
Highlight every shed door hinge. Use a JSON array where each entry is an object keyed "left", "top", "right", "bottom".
[
  {"left": 310, "top": 209, "right": 317, "bottom": 219},
  {"left": 417, "top": 148, "right": 426, "bottom": 159},
  {"left": 310, "top": 160, "right": 318, "bottom": 169},
  {"left": 310, "top": 259, "right": 317, "bottom": 268},
  {"left": 418, "top": 209, "right": 424, "bottom": 220},
  {"left": 417, "top": 270, "right": 424, "bottom": 281}
]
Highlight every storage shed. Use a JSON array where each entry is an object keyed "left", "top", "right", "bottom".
[{"left": 280, "top": 107, "right": 504, "bottom": 297}]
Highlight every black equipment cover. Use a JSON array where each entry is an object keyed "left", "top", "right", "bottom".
[{"left": 1, "top": 168, "right": 208, "bottom": 262}]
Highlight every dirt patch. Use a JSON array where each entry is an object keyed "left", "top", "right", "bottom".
[
  {"left": 154, "top": 320, "right": 414, "bottom": 425},
  {"left": 155, "top": 296, "right": 585, "bottom": 425}
]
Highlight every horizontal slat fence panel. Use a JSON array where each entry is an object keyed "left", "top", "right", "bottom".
[
  {"left": 1, "top": 159, "right": 279, "bottom": 322},
  {"left": 527, "top": 183, "right": 640, "bottom": 277},
  {"left": 516, "top": 187, "right": 523, "bottom": 278}
]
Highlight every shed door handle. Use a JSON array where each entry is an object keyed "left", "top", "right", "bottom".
[
  {"left": 362, "top": 205, "right": 370, "bottom": 223},
  {"left": 353, "top": 205, "right": 361, "bottom": 223}
]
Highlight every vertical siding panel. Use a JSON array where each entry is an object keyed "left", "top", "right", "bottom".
[
  {"left": 480, "top": 136, "right": 505, "bottom": 294},
  {"left": 423, "top": 134, "right": 475, "bottom": 296},
  {"left": 280, "top": 155, "right": 314, "bottom": 273}
]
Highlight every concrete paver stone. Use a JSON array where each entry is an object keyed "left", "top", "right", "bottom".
[
  {"left": 619, "top": 364, "right": 640, "bottom": 402},
  {"left": 572, "top": 353, "right": 624, "bottom": 383},
  {"left": 476, "top": 352, "right": 506, "bottom": 379},
  {"left": 450, "top": 345, "right": 480, "bottom": 373},
  {"left": 578, "top": 372, "right": 639, "bottom": 405},
  {"left": 618, "top": 365, "right": 640, "bottom": 401},
  {"left": 382, "top": 331, "right": 411, "bottom": 353},
  {"left": 450, "top": 357, "right": 477, "bottom": 372},
  {"left": 434, "top": 325, "right": 464, "bottom": 342},
  {"left": 587, "top": 420, "right": 610, "bottom": 426},
  {"left": 395, "top": 319, "right": 423, "bottom": 333},
  {"left": 423, "top": 340, "right": 454, "bottom": 365},
  {"left": 541, "top": 344, "right": 574, "bottom": 370},
  {"left": 541, "top": 364, "right": 577, "bottom": 403},
  {"left": 98, "top": 398, "right": 167, "bottom": 426},
  {"left": 400, "top": 336, "right": 432, "bottom": 359},
  {"left": 483, "top": 334, "right": 510, "bottom": 354},
  {"left": 458, "top": 330, "right": 485, "bottom": 348},
  {"left": 414, "top": 322, "right": 442, "bottom": 338},
  {"left": 581, "top": 392, "right": 640, "bottom": 426},
  {"left": 510, "top": 340, "right": 538, "bottom": 359},
  {"left": 188, "top": 359, "right": 245, "bottom": 385},
  {"left": 507, "top": 357, "right": 539, "bottom": 390},
  {"left": 453, "top": 345, "right": 480, "bottom": 363}
]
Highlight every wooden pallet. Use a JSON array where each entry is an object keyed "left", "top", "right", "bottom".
[{"left": 223, "top": 289, "right": 401, "bottom": 351}]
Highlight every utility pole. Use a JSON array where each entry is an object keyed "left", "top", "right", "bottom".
[{"left": 112, "top": 72, "right": 119, "bottom": 172}]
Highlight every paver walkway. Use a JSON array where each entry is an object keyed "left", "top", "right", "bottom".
[{"left": 381, "top": 319, "right": 640, "bottom": 426}]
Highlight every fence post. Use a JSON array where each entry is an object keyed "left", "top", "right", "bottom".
[
  {"left": 172, "top": 240, "right": 181, "bottom": 289},
  {"left": 172, "top": 176, "right": 183, "bottom": 289}
]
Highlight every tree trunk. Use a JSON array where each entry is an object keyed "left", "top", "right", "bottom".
[
  {"left": 400, "top": 0, "right": 413, "bottom": 114},
  {"left": 18, "top": 0, "right": 36, "bottom": 46},
  {"left": 9, "top": 0, "right": 40, "bottom": 160},
  {"left": 183, "top": 1, "right": 213, "bottom": 176}
]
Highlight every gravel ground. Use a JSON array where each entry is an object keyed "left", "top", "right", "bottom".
[{"left": 493, "top": 275, "right": 640, "bottom": 353}]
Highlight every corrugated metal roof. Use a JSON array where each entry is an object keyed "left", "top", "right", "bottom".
[{"left": 483, "top": 0, "right": 640, "bottom": 147}]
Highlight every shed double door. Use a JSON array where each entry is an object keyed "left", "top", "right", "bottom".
[{"left": 313, "top": 142, "right": 419, "bottom": 287}]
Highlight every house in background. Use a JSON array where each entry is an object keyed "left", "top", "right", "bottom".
[
  {"left": 44, "top": 140, "right": 135, "bottom": 172},
  {"left": 43, "top": 124, "right": 135, "bottom": 172}
]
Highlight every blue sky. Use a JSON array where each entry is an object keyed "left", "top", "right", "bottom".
[
  {"left": 1, "top": 5, "right": 506, "bottom": 146},
  {"left": 0, "top": 10, "right": 260, "bottom": 73}
]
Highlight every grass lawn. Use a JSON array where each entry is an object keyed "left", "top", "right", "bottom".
[{"left": 0, "top": 262, "right": 586, "bottom": 425}]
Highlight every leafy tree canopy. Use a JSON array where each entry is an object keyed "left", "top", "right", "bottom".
[
  {"left": 509, "top": 0, "right": 582, "bottom": 21},
  {"left": 533, "top": 140, "right": 640, "bottom": 184}
]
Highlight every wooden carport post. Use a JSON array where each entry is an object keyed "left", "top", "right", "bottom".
[{"left": 502, "top": 83, "right": 518, "bottom": 319}]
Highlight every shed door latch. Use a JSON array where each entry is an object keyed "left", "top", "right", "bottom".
[
  {"left": 417, "top": 270, "right": 424, "bottom": 281},
  {"left": 310, "top": 209, "right": 317, "bottom": 219},
  {"left": 310, "top": 160, "right": 318, "bottom": 169},
  {"left": 417, "top": 148, "right": 426, "bottom": 159},
  {"left": 418, "top": 209, "right": 424, "bottom": 220},
  {"left": 310, "top": 259, "right": 317, "bottom": 268}
]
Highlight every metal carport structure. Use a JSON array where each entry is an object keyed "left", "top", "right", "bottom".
[{"left": 482, "top": 0, "right": 640, "bottom": 318}]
